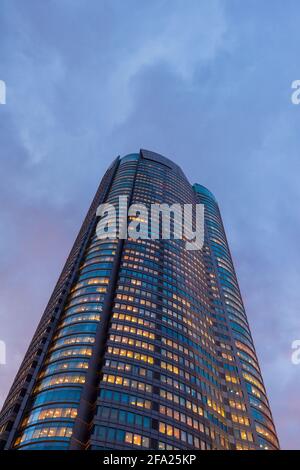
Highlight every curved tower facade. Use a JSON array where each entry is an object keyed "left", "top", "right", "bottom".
[
  {"left": 0, "top": 150, "right": 279, "bottom": 450},
  {"left": 193, "top": 184, "right": 279, "bottom": 450}
]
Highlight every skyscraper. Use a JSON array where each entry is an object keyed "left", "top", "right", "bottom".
[{"left": 0, "top": 150, "right": 279, "bottom": 450}]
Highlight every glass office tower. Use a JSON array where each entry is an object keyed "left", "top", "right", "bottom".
[{"left": 0, "top": 150, "right": 279, "bottom": 450}]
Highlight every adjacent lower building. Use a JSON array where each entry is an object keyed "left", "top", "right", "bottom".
[{"left": 0, "top": 150, "right": 279, "bottom": 450}]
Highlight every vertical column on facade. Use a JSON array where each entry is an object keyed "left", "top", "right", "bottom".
[
  {"left": 90, "top": 155, "right": 163, "bottom": 449},
  {"left": 69, "top": 155, "right": 141, "bottom": 449}
]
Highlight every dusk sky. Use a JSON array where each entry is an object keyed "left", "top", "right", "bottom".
[{"left": 1, "top": 0, "right": 300, "bottom": 449}]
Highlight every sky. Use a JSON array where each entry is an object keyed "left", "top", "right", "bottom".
[{"left": 0, "top": 0, "right": 300, "bottom": 450}]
